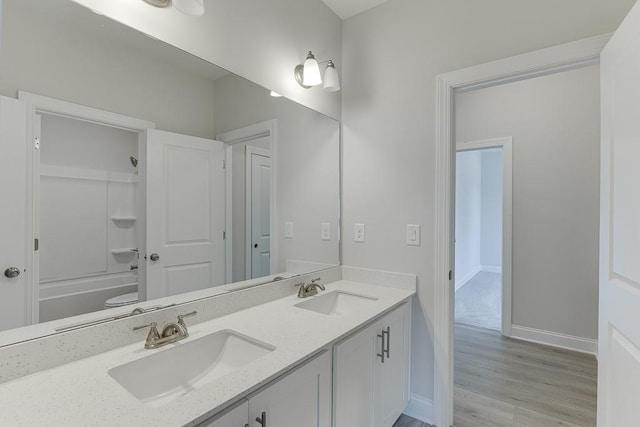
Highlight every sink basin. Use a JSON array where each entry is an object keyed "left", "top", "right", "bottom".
[
  {"left": 295, "top": 291, "right": 378, "bottom": 316},
  {"left": 108, "top": 330, "right": 274, "bottom": 406}
]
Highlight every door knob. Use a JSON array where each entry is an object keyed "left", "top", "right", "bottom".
[
  {"left": 4, "top": 267, "right": 20, "bottom": 278},
  {"left": 254, "top": 243, "right": 258, "bottom": 248},
  {"left": 149, "top": 253, "right": 160, "bottom": 262}
]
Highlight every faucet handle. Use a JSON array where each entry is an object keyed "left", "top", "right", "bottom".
[
  {"left": 177, "top": 311, "right": 197, "bottom": 327},
  {"left": 133, "top": 322, "right": 160, "bottom": 340},
  {"left": 311, "top": 277, "right": 321, "bottom": 283}
]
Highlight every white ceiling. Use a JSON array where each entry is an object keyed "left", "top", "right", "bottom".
[{"left": 322, "top": 0, "right": 391, "bottom": 20}]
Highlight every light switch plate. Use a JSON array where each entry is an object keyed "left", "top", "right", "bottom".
[
  {"left": 321, "top": 223, "right": 331, "bottom": 241},
  {"left": 354, "top": 223, "right": 365, "bottom": 243},
  {"left": 407, "top": 224, "right": 420, "bottom": 246},
  {"left": 285, "top": 222, "right": 294, "bottom": 239}
]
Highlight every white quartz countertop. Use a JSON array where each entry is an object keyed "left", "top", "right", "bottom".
[{"left": 0, "top": 280, "right": 414, "bottom": 426}]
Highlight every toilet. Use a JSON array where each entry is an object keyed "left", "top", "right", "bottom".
[{"left": 104, "top": 292, "right": 139, "bottom": 309}]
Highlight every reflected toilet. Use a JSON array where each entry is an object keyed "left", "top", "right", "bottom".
[{"left": 104, "top": 292, "right": 139, "bottom": 309}]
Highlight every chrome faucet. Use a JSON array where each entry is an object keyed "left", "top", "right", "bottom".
[
  {"left": 133, "top": 311, "right": 197, "bottom": 349},
  {"left": 296, "top": 278, "right": 325, "bottom": 298}
]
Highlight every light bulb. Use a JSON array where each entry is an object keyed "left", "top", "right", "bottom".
[
  {"left": 322, "top": 61, "right": 340, "bottom": 92},
  {"left": 302, "top": 51, "right": 322, "bottom": 86}
]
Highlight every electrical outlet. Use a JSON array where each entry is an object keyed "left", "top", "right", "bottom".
[
  {"left": 321, "top": 223, "right": 331, "bottom": 241},
  {"left": 285, "top": 222, "right": 294, "bottom": 239},
  {"left": 407, "top": 224, "right": 420, "bottom": 246},
  {"left": 354, "top": 223, "right": 365, "bottom": 243}
]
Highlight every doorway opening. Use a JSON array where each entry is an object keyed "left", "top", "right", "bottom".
[{"left": 454, "top": 142, "right": 510, "bottom": 334}]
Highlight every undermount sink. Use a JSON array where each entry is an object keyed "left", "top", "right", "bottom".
[
  {"left": 108, "top": 330, "right": 274, "bottom": 407},
  {"left": 295, "top": 291, "right": 378, "bottom": 316}
]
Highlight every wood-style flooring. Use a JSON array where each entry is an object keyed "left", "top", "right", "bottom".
[
  {"left": 454, "top": 324, "right": 597, "bottom": 427},
  {"left": 393, "top": 324, "right": 597, "bottom": 427}
]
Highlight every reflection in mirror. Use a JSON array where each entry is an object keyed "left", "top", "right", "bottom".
[{"left": 0, "top": 0, "right": 339, "bottom": 338}]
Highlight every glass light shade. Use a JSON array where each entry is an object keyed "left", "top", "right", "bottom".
[
  {"left": 302, "top": 52, "right": 322, "bottom": 87},
  {"left": 322, "top": 62, "right": 340, "bottom": 92},
  {"left": 173, "top": 0, "right": 205, "bottom": 16}
]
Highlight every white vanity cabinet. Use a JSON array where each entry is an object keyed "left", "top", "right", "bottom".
[
  {"left": 333, "top": 302, "right": 411, "bottom": 427},
  {"left": 198, "top": 350, "right": 332, "bottom": 427}
]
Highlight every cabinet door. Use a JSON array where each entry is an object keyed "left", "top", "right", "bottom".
[
  {"left": 198, "top": 400, "right": 248, "bottom": 427},
  {"left": 374, "top": 303, "right": 411, "bottom": 427},
  {"left": 248, "top": 351, "right": 331, "bottom": 427},
  {"left": 333, "top": 322, "right": 379, "bottom": 427}
]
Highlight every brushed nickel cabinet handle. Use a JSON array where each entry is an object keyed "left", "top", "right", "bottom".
[
  {"left": 377, "top": 330, "right": 385, "bottom": 363},
  {"left": 383, "top": 326, "right": 390, "bottom": 358}
]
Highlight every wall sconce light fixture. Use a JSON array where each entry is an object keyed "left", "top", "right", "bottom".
[
  {"left": 294, "top": 51, "right": 341, "bottom": 92},
  {"left": 142, "top": 0, "right": 205, "bottom": 17}
]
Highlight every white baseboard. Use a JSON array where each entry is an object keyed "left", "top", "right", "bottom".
[
  {"left": 454, "top": 266, "right": 481, "bottom": 291},
  {"left": 403, "top": 393, "right": 434, "bottom": 425},
  {"left": 511, "top": 325, "right": 597, "bottom": 356},
  {"left": 480, "top": 265, "right": 502, "bottom": 274}
]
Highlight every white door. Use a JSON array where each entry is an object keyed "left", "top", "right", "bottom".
[
  {"left": 248, "top": 351, "right": 331, "bottom": 427},
  {"left": 598, "top": 3, "right": 640, "bottom": 426},
  {"left": 0, "top": 96, "right": 30, "bottom": 331},
  {"left": 145, "top": 129, "right": 226, "bottom": 300},
  {"left": 247, "top": 146, "right": 271, "bottom": 279}
]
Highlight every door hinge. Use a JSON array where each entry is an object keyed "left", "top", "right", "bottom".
[
  {"left": 449, "top": 270, "right": 453, "bottom": 281},
  {"left": 223, "top": 231, "right": 226, "bottom": 240},
  {"left": 222, "top": 159, "right": 226, "bottom": 169},
  {"left": 33, "top": 137, "right": 40, "bottom": 150},
  {"left": 34, "top": 238, "right": 39, "bottom": 251}
]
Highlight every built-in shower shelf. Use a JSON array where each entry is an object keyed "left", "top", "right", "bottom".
[{"left": 111, "top": 248, "right": 138, "bottom": 257}]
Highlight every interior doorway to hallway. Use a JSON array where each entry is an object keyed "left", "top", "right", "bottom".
[{"left": 454, "top": 138, "right": 513, "bottom": 335}]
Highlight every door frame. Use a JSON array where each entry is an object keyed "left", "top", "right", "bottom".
[
  {"left": 245, "top": 145, "right": 272, "bottom": 279},
  {"left": 216, "top": 119, "right": 278, "bottom": 283},
  {"left": 456, "top": 137, "right": 513, "bottom": 337},
  {"left": 432, "top": 35, "right": 609, "bottom": 427},
  {"left": 17, "top": 91, "right": 155, "bottom": 322}
]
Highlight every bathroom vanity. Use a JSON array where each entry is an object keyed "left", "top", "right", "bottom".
[{"left": 0, "top": 268, "right": 415, "bottom": 426}]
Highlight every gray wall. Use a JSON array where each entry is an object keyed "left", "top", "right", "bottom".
[
  {"left": 455, "top": 148, "right": 502, "bottom": 289},
  {"left": 480, "top": 150, "right": 503, "bottom": 268},
  {"left": 454, "top": 150, "right": 481, "bottom": 287},
  {"left": 0, "top": 0, "right": 216, "bottom": 139},
  {"left": 341, "top": 0, "right": 631, "bottom": 402},
  {"left": 73, "top": 0, "right": 342, "bottom": 120},
  {"left": 213, "top": 74, "right": 340, "bottom": 274},
  {"left": 456, "top": 65, "right": 600, "bottom": 340}
]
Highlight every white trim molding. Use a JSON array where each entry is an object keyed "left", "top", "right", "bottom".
[
  {"left": 403, "top": 394, "right": 434, "bottom": 425},
  {"left": 433, "top": 34, "right": 609, "bottom": 427},
  {"left": 480, "top": 265, "right": 502, "bottom": 274},
  {"left": 454, "top": 266, "right": 481, "bottom": 291},
  {"left": 511, "top": 325, "right": 598, "bottom": 356}
]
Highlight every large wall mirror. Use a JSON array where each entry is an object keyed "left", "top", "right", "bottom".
[{"left": 0, "top": 0, "right": 340, "bottom": 340}]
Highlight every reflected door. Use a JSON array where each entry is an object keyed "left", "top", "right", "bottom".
[
  {"left": 145, "top": 129, "right": 225, "bottom": 300},
  {"left": 0, "top": 96, "right": 30, "bottom": 331},
  {"left": 598, "top": 4, "right": 640, "bottom": 425},
  {"left": 247, "top": 147, "right": 271, "bottom": 279}
]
